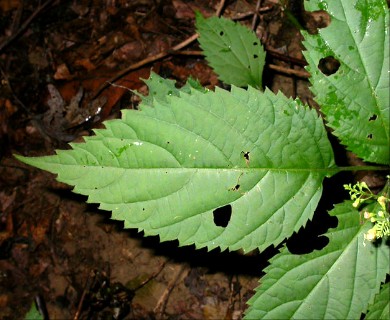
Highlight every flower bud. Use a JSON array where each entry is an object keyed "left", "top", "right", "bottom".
[{"left": 364, "top": 228, "right": 376, "bottom": 241}]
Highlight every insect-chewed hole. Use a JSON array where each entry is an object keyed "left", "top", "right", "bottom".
[
  {"left": 367, "top": 133, "right": 373, "bottom": 139},
  {"left": 303, "top": 10, "right": 331, "bottom": 34},
  {"left": 219, "top": 31, "right": 224, "bottom": 36},
  {"left": 318, "top": 56, "right": 340, "bottom": 75},
  {"left": 241, "top": 151, "right": 250, "bottom": 163},
  {"left": 253, "top": 54, "right": 258, "bottom": 59},
  {"left": 369, "top": 114, "right": 377, "bottom": 121},
  {"left": 213, "top": 205, "right": 232, "bottom": 228}
]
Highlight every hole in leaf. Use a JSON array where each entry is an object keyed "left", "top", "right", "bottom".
[
  {"left": 242, "top": 151, "right": 250, "bottom": 161},
  {"left": 253, "top": 54, "right": 258, "bottom": 59},
  {"left": 302, "top": 10, "right": 331, "bottom": 34},
  {"left": 318, "top": 56, "right": 340, "bottom": 75},
  {"left": 369, "top": 114, "right": 377, "bottom": 121},
  {"left": 253, "top": 41, "right": 258, "bottom": 46},
  {"left": 231, "top": 184, "right": 240, "bottom": 191},
  {"left": 219, "top": 31, "right": 224, "bottom": 36},
  {"left": 367, "top": 133, "right": 373, "bottom": 139},
  {"left": 213, "top": 205, "right": 232, "bottom": 227}
]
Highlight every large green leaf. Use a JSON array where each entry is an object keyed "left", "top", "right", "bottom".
[
  {"left": 16, "top": 83, "right": 336, "bottom": 253},
  {"left": 196, "top": 13, "right": 266, "bottom": 89},
  {"left": 303, "top": 0, "right": 389, "bottom": 164},
  {"left": 245, "top": 200, "right": 390, "bottom": 319}
]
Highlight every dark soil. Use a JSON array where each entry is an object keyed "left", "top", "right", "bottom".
[{"left": 0, "top": 0, "right": 387, "bottom": 319}]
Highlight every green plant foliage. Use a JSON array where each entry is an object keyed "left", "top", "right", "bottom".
[
  {"left": 302, "top": 0, "right": 390, "bottom": 164},
  {"left": 16, "top": 83, "right": 336, "bottom": 253},
  {"left": 25, "top": 302, "right": 43, "bottom": 320},
  {"left": 138, "top": 72, "right": 206, "bottom": 106},
  {"left": 366, "top": 282, "right": 390, "bottom": 319},
  {"left": 245, "top": 200, "right": 390, "bottom": 319},
  {"left": 15, "top": 3, "right": 390, "bottom": 319},
  {"left": 196, "top": 12, "right": 266, "bottom": 89}
]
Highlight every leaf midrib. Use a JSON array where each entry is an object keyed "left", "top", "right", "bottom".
[{"left": 55, "top": 164, "right": 337, "bottom": 173}]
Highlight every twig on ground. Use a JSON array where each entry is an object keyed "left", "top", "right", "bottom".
[
  {"left": 0, "top": 0, "right": 56, "bottom": 53},
  {"left": 74, "top": 270, "right": 95, "bottom": 320},
  {"left": 153, "top": 264, "right": 189, "bottom": 319},
  {"left": 92, "top": 33, "right": 199, "bottom": 99},
  {"left": 265, "top": 46, "right": 307, "bottom": 66},
  {"left": 172, "top": 50, "right": 309, "bottom": 79},
  {"left": 251, "top": 0, "right": 263, "bottom": 30},
  {"left": 216, "top": 0, "right": 226, "bottom": 17},
  {"left": 231, "top": 5, "right": 273, "bottom": 21},
  {"left": 93, "top": 0, "right": 227, "bottom": 99},
  {"left": 268, "top": 64, "right": 310, "bottom": 78}
]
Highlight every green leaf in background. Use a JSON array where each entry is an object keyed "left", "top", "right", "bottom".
[
  {"left": 366, "top": 282, "right": 390, "bottom": 319},
  {"left": 245, "top": 201, "right": 390, "bottom": 319},
  {"left": 196, "top": 13, "right": 266, "bottom": 89},
  {"left": 138, "top": 72, "right": 207, "bottom": 106},
  {"left": 302, "top": 0, "right": 389, "bottom": 164},
  {"left": 25, "top": 302, "right": 43, "bottom": 320},
  {"left": 15, "top": 79, "right": 336, "bottom": 253}
]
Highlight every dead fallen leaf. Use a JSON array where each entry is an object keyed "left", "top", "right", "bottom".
[{"left": 54, "top": 63, "right": 73, "bottom": 80}]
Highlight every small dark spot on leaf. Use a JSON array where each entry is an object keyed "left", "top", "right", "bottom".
[
  {"left": 167, "top": 141, "right": 170, "bottom": 144},
  {"left": 253, "top": 42, "right": 258, "bottom": 46},
  {"left": 220, "top": 31, "right": 224, "bottom": 36},
  {"left": 367, "top": 133, "right": 373, "bottom": 139},
  {"left": 369, "top": 114, "right": 377, "bottom": 121},
  {"left": 213, "top": 205, "right": 232, "bottom": 227},
  {"left": 142, "top": 208, "right": 145, "bottom": 211},
  {"left": 318, "top": 56, "right": 340, "bottom": 75},
  {"left": 253, "top": 54, "right": 258, "bottom": 59}
]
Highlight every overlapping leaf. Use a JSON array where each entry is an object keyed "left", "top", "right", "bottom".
[
  {"left": 16, "top": 82, "right": 336, "bottom": 253},
  {"left": 303, "top": 0, "right": 389, "bottom": 164},
  {"left": 245, "top": 201, "right": 390, "bottom": 319},
  {"left": 366, "top": 282, "right": 390, "bottom": 319},
  {"left": 139, "top": 72, "right": 207, "bottom": 106},
  {"left": 196, "top": 13, "right": 266, "bottom": 89}
]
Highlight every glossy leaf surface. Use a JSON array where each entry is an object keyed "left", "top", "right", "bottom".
[
  {"left": 245, "top": 201, "right": 390, "bottom": 319},
  {"left": 303, "top": 0, "right": 389, "bottom": 164},
  {"left": 196, "top": 13, "right": 266, "bottom": 89},
  {"left": 16, "top": 83, "right": 335, "bottom": 253}
]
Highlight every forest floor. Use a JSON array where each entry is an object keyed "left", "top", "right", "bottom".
[{"left": 0, "top": 0, "right": 387, "bottom": 319}]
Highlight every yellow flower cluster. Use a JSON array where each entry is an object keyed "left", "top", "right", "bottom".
[{"left": 344, "top": 179, "right": 389, "bottom": 243}]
